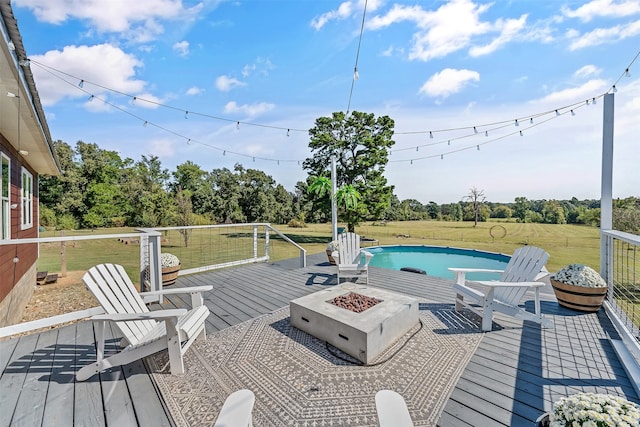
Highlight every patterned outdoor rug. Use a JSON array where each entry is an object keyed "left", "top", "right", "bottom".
[{"left": 148, "top": 303, "right": 483, "bottom": 427}]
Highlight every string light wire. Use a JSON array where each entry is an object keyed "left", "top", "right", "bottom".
[{"left": 23, "top": 48, "right": 640, "bottom": 166}]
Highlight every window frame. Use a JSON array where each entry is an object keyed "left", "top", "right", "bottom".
[
  {"left": 1, "top": 153, "right": 9, "bottom": 240},
  {"left": 21, "top": 166, "right": 33, "bottom": 230}
]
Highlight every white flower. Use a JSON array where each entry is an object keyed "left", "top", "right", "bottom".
[
  {"left": 160, "top": 253, "right": 180, "bottom": 268},
  {"left": 552, "top": 264, "right": 607, "bottom": 288},
  {"left": 550, "top": 392, "right": 640, "bottom": 426}
]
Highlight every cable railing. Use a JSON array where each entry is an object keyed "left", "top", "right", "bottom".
[
  {"left": 602, "top": 229, "right": 640, "bottom": 365},
  {"left": 0, "top": 223, "right": 306, "bottom": 338}
]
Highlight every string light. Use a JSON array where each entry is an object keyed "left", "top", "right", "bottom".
[
  {"left": 187, "top": 138, "right": 191, "bottom": 144},
  {"left": 485, "top": 130, "right": 488, "bottom": 137},
  {"left": 22, "top": 48, "right": 639, "bottom": 167},
  {"left": 476, "top": 145, "right": 480, "bottom": 151},
  {"left": 440, "top": 154, "right": 443, "bottom": 160}
]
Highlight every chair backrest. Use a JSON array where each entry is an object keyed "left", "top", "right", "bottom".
[
  {"left": 500, "top": 246, "right": 549, "bottom": 282},
  {"left": 83, "top": 263, "right": 155, "bottom": 346},
  {"left": 494, "top": 246, "right": 549, "bottom": 305},
  {"left": 337, "top": 232, "right": 361, "bottom": 264}
]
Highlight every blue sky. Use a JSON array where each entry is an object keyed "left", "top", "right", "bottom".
[{"left": 12, "top": 0, "right": 640, "bottom": 203}]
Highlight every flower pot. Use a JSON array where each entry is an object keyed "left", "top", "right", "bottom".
[
  {"left": 535, "top": 412, "right": 549, "bottom": 427},
  {"left": 326, "top": 250, "right": 336, "bottom": 265},
  {"left": 162, "top": 264, "right": 180, "bottom": 286},
  {"left": 550, "top": 279, "right": 608, "bottom": 312}
]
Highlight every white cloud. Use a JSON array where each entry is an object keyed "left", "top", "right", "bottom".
[
  {"left": 562, "top": 0, "right": 640, "bottom": 22},
  {"left": 145, "top": 138, "right": 175, "bottom": 158},
  {"left": 367, "top": 0, "right": 493, "bottom": 61},
  {"left": 132, "top": 93, "right": 163, "bottom": 109},
  {"left": 186, "top": 86, "right": 203, "bottom": 96},
  {"left": 532, "top": 79, "right": 609, "bottom": 105},
  {"left": 241, "top": 58, "right": 274, "bottom": 77},
  {"left": 311, "top": 0, "right": 383, "bottom": 30},
  {"left": 568, "top": 19, "right": 640, "bottom": 49},
  {"left": 172, "top": 40, "right": 189, "bottom": 57},
  {"left": 30, "top": 44, "right": 146, "bottom": 106},
  {"left": 419, "top": 68, "right": 480, "bottom": 98},
  {"left": 469, "top": 15, "right": 528, "bottom": 57},
  {"left": 311, "top": 1, "right": 354, "bottom": 30},
  {"left": 14, "top": 0, "right": 203, "bottom": 42},
  {"left": 574, "top": 65, "right": 601, "bottom": 79},
  {"left": 223, "top": 101, "right": 275, "bottom": 117},
  {"left": 215, "top": 75, "right": 246, "bottom": 92}
]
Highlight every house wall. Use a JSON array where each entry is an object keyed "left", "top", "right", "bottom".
[{"left": 0, "top": 135, "right": 38, "bottom": 327}]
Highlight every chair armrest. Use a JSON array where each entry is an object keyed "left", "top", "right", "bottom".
[
  {"left": 141, "top": 285, "right": 213, "bottom": 306},
  {"left": 448, "top": 267, "right": 504, "bottom": 285},
  {"left": 141, "top": 285, "right": 213, "bottom": 298},
  {"left": 475, "top": 281, "right": 545, "bottom": 288},
  {"left": 90, "top": 309, "right": 188, "bottom": 322},
  {"left": 361, "top": 250, "right": 374, "bottom": 265},
  {"left": 448, "top": 267, "right": 504, "bottom": 274}
]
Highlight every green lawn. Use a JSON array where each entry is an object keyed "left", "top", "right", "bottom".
[{"left": 38, "top": 221, "right": 600, "bottom": 278}]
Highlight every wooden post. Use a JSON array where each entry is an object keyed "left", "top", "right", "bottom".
[{"left": 60, "top": 230, "right": 67, "bottom": 277}]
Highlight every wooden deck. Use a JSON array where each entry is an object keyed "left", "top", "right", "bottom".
[{"left": 0, "top": 252, "right": 638, "bottom": 426}]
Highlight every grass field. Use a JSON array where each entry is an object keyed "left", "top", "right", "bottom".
[{"left": 38, "top": 220, "right": 600, "bottom": 279}]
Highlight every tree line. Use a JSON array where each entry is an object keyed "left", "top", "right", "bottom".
[{"left": 38, "top": 110, "right": 639, "bottom": 235}]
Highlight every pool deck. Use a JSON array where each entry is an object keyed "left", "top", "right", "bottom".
[{"left": 0, "top": 252, "right": 637, "bottom": 426}]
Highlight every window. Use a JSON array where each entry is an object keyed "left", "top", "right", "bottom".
[
  {"left": 21, "top": 167, "right": 33, "bottom": 230},
  {"left": 1, "top": 154, "right": 9, "bottom": 239}
]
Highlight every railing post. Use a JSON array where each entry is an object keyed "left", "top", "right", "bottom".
[
  {"left": 253, "top": 225, "right": 258, "bottom": 261},
  {"left": 144, "top": 230, "right": 163, "bottom": 302},
  {"left": 265, "top": 225, "right": 270, "bottom": 261}
]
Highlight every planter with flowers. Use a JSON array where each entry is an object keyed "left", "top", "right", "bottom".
[
  {"left": 550, "top": 264, "right": 608, "bottom": 312},
  {"left": 326, "top": 241, "right": 339, "bottom": 265},
  {"left": 537, "top": 392, "right": 640, "bottom": 426},
  {"left": 160, "top": 253, "right": 181, "bottom": 286}
]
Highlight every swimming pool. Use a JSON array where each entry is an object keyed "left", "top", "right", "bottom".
[{"left": 366, "top": 245, "right": 510, "bottom": 281}]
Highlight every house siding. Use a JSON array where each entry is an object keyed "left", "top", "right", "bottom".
[{"left": 0, "top": 137, "right": 38, "bottom": 327}]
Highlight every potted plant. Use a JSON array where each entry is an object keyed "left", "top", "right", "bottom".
[
  {"left": 326, "top": 241, "right": 339, "bottom": 265},
  {"left": 160, "top": 253, "right": 181, "bottom": 286},
  {"left": 537, "top": 392, "right": 640, "bottom": 426},
  {"left": 550, "top": 264, "right": 608, "bottom": 312}
]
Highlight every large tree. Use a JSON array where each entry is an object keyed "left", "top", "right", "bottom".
[{"left": 303, "top": 111, "right": 395, "bottom": 232}]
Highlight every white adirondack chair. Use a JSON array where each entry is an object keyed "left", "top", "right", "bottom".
[
  {"left": 375, "top": 390, "right": 414, "bottom": 427},
  {"left": 76, "top": 263, "right": 212, "bottom": 381},
  {"left": 448, "top": 246, "right": 554, "bottom": 332},
  {"left": 332, "top": 232, "right": 374, "bottom": 284}
]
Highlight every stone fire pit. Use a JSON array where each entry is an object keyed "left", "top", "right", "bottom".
[{"left": 290, "top": 286, "right": 419, "bottom": 364}]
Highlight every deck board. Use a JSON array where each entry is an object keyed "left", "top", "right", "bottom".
[{"left": 0, "top": 252, "right": 638, "bottom": 426}]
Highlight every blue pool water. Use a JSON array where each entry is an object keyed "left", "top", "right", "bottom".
[{"left": 366, "top": 245, "right": 510, "bottom": 281}]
